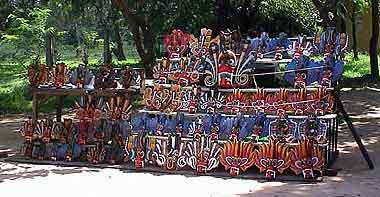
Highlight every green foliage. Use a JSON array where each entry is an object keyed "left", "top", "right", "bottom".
[
  {"left": 123, "top": 0, "right": 215, "bottom": 34},
  {"left": 354, "top": 0, "right": 371, "bottom": 10},
  {"left": 337, "top": 0, "right": 370, "bottom": 21},
  {"left": 260, "top": 0, "right": 320, "bottom": 33},
  {"left": 0, "top": 64, "right": 30, "bottom": 113},
  {"left": 0, "top": 0, "right": 14, "bottom": 30},
  {"left": 0, "top": 7, "right": 55, "bottom": 64}
]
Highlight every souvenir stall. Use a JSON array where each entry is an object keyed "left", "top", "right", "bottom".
[
  {"left": 137, "top": 28, "right": 341, "bottom": 180},
  {"left": 11, "top": 27, "right": 374, "bottom": 181}
]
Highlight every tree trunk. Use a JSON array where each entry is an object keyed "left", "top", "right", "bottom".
[
  {"left": 113, "top": 0, "right": 155, "bottom": 76},
  {"left": 45, "top": 32, "right": 53, "bottom": 68},
  {"left": 113, "top": 22, "right": 126, "bottom": 61},
  {"left": 103, "top": 27, "right": 112, "bottom": 64},
  {"left": 340, "top": 17, "right": 346, "bottom": 33},
  {"left": 311, "top": 0, "right": 337, "bottom": 29},
  {"left": 130, "top": 25, "right": 155, "bottom": 76},
  {"left": 75, "top": 23, "right": 81, "bottom": 57},
  {"left": 216, "top": 0, "right": 230, "bottom": 32},
  {"left": 370, "top": 0, "right": 380, "bottom": 81},
  {"left": 82, "top": 46, "right": 89, "bottom": 66},
  {"left": 239, "top": 0, "right": 262, "bottom": 34},
  {"left": 52, "top": 36, "right": 57, "bottom": 63},
  {"left": 352, "top": 5, "right": 358, "bottom": 60}
]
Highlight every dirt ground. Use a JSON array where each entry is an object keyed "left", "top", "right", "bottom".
[{"left": 0, "top": 88, "right": 379, "bottom": 197}]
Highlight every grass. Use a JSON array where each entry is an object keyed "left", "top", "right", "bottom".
[
  {"left": 0, "top": 64, "right": 76, "bottom": 115},
  {"left": 56, "top": 44, "right": 141, "bottom": 68},
  {"left": 0, "top": 64, "right": 31, "bottom": 114},
  {"left": 342, "top": 53, "right": 379, "bottom": 79}
]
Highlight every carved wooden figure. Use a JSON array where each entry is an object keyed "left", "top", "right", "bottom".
[
  {"left": 290, "top": 139, "right": 324, "bottom": 179},
  {"left": 254, "top": 138, "right": 291, "bottom": 180},
  {"left": 219, "top": 140, "right": 256, "bottom": 176}
]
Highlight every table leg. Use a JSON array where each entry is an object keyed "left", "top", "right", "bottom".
[
  {"left": 32, "top": 93, "right": 38, "bottom": 123},
  {"left": 56, "top": 96, "right": 64, "bottom": 122}
]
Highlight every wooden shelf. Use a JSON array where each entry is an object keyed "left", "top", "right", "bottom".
[
  {"left": 144, "top": 84, "right": 335, "bottom": 93},
  {"left": 28, "top": 87, "right": 139, "bottom": 97},
  {"left": 138, "top": 109, "right": 338, "bottom": 120},
  {"left": 139, "top": 134, "right": 329, "bottom": 147}
]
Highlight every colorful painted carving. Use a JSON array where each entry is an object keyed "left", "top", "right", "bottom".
[
  {"left": 154, "top": 135, "right": 187, "bottom": 170},
  {"left": 164, "top": 29, "right": 191, "bottom": 58},
  {"left": 19, "top": 28, "right": 342, "bottom": 181},
  {"left": 105, "top": 95, "right": 131, "bottom": 121},
  {"left": 189, "top": 28, "right": 213, "bottom": 58},
  {"left": 20, "top": 118, "right": 35, "bottom": 157},
  {"left": 120, "top": 68, "right": 133, "bottom": 89},
  {"left": 107, "top": 122, "right": 125, "bottom": 164},
  {"left": 219, "top": 140, "right": 256, "bottom": 176},
  {"left": 52, "top": 63, "right": 69, "bottom": 88},
  {"left": 290, "top": 139, "right": 324, "bottom": 179},
  {"left": 74, "top": 94, "right": 102, "bottom": 145},
  {"left": 308, "top": 87, "right": 334, "bottom": 115},
  {"left": 124, "top": 134, "right": 146, "bottom": 169},
  {"left": 32, "top": 119, "right": 55, "bottom": 160},
  {"left": 314, "top": 27, "right": 348, "bottom": 60},
  {"left": 59, "top": 119, "right": 74, "bottom": 161},
  {"left": 199, "top": 90, "right": 225, "bottom": 114},
  {"left": 298, "top": 114, "right": 327, "bottom": 144},
  {"left": 254, "top": 138, "right": 291, "bottom": 180},
  {"left": 28, "top": 63, "right": 48, "bottom": 87},
  {"left": 144, "top": 85, "right": 334, "bottom": 116},
  {"left": 95, "top": 64, "right": 117, "bottom": 89},
  {"left": 268, "top": 110, "right": 297, "bottom": 142},
  {"left": 291, "top": 35, "right": 313, "bottom": 59},
  {"left": 154, "top": 28, "right": 257, "bottom": 88},
  {"left": 186, "top": 136, "right": 221, "bottom": 173},
  {"left": 69, "top": 64, "right": 94, "bottom": 88},
  {"left": 143, "top": 84, "right": 171, "bottom": 111}
]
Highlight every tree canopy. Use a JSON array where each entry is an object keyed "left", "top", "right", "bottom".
[{"left": 0, "top": 0, "right": 375, "bottom": 74}]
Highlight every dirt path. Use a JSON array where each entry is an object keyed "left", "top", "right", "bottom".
[{"left": 0, "top": 88, "right": 379, "bottom": 197}]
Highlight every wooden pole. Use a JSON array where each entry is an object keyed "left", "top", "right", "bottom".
[
  {"left": 370, "top": 0, "right": 380, "bottom": 80},
  {"left": 336, "top": 97, "right": 374, "bottom": 169},
  {"left": 32, "top": 92, "right": 38, "bottom": 123},
  {"left": 56, "top": 96, "right": 64, "bottom": 122}
]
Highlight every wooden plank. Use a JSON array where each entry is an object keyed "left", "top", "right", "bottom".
[
  {"left": 138, "top": 109, "right": 338, "bottom": 120},
  {"left": 255, "top": 58, "right": 292, "bottom": 64},
  {"left": 144, "top": 84, "right": 335, "bottom": 93},
  {"left": 28, "top": 87, "right": 139, "bottom": 97}
]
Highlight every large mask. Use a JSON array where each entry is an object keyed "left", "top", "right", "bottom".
[{"left": 219, "top": 140, "right": 256, "bottom": 176}]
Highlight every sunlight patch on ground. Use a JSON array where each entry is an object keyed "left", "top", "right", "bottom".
[
  {"left": 0, "top": 162, "right": 288, "bottom": 197},
  {"left": 338, "top": 135, "right": 379, "bottom": 154}
]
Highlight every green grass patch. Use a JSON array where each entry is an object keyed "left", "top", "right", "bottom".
[
  {"left": 0, "top": 64, "right": 75, "bottom": 114},
  {"left": 0, "top": 64, "right": 30, "bottom": 114},
  {"left": 343, "top": 53, "right": 378, "bottom": 79}
]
